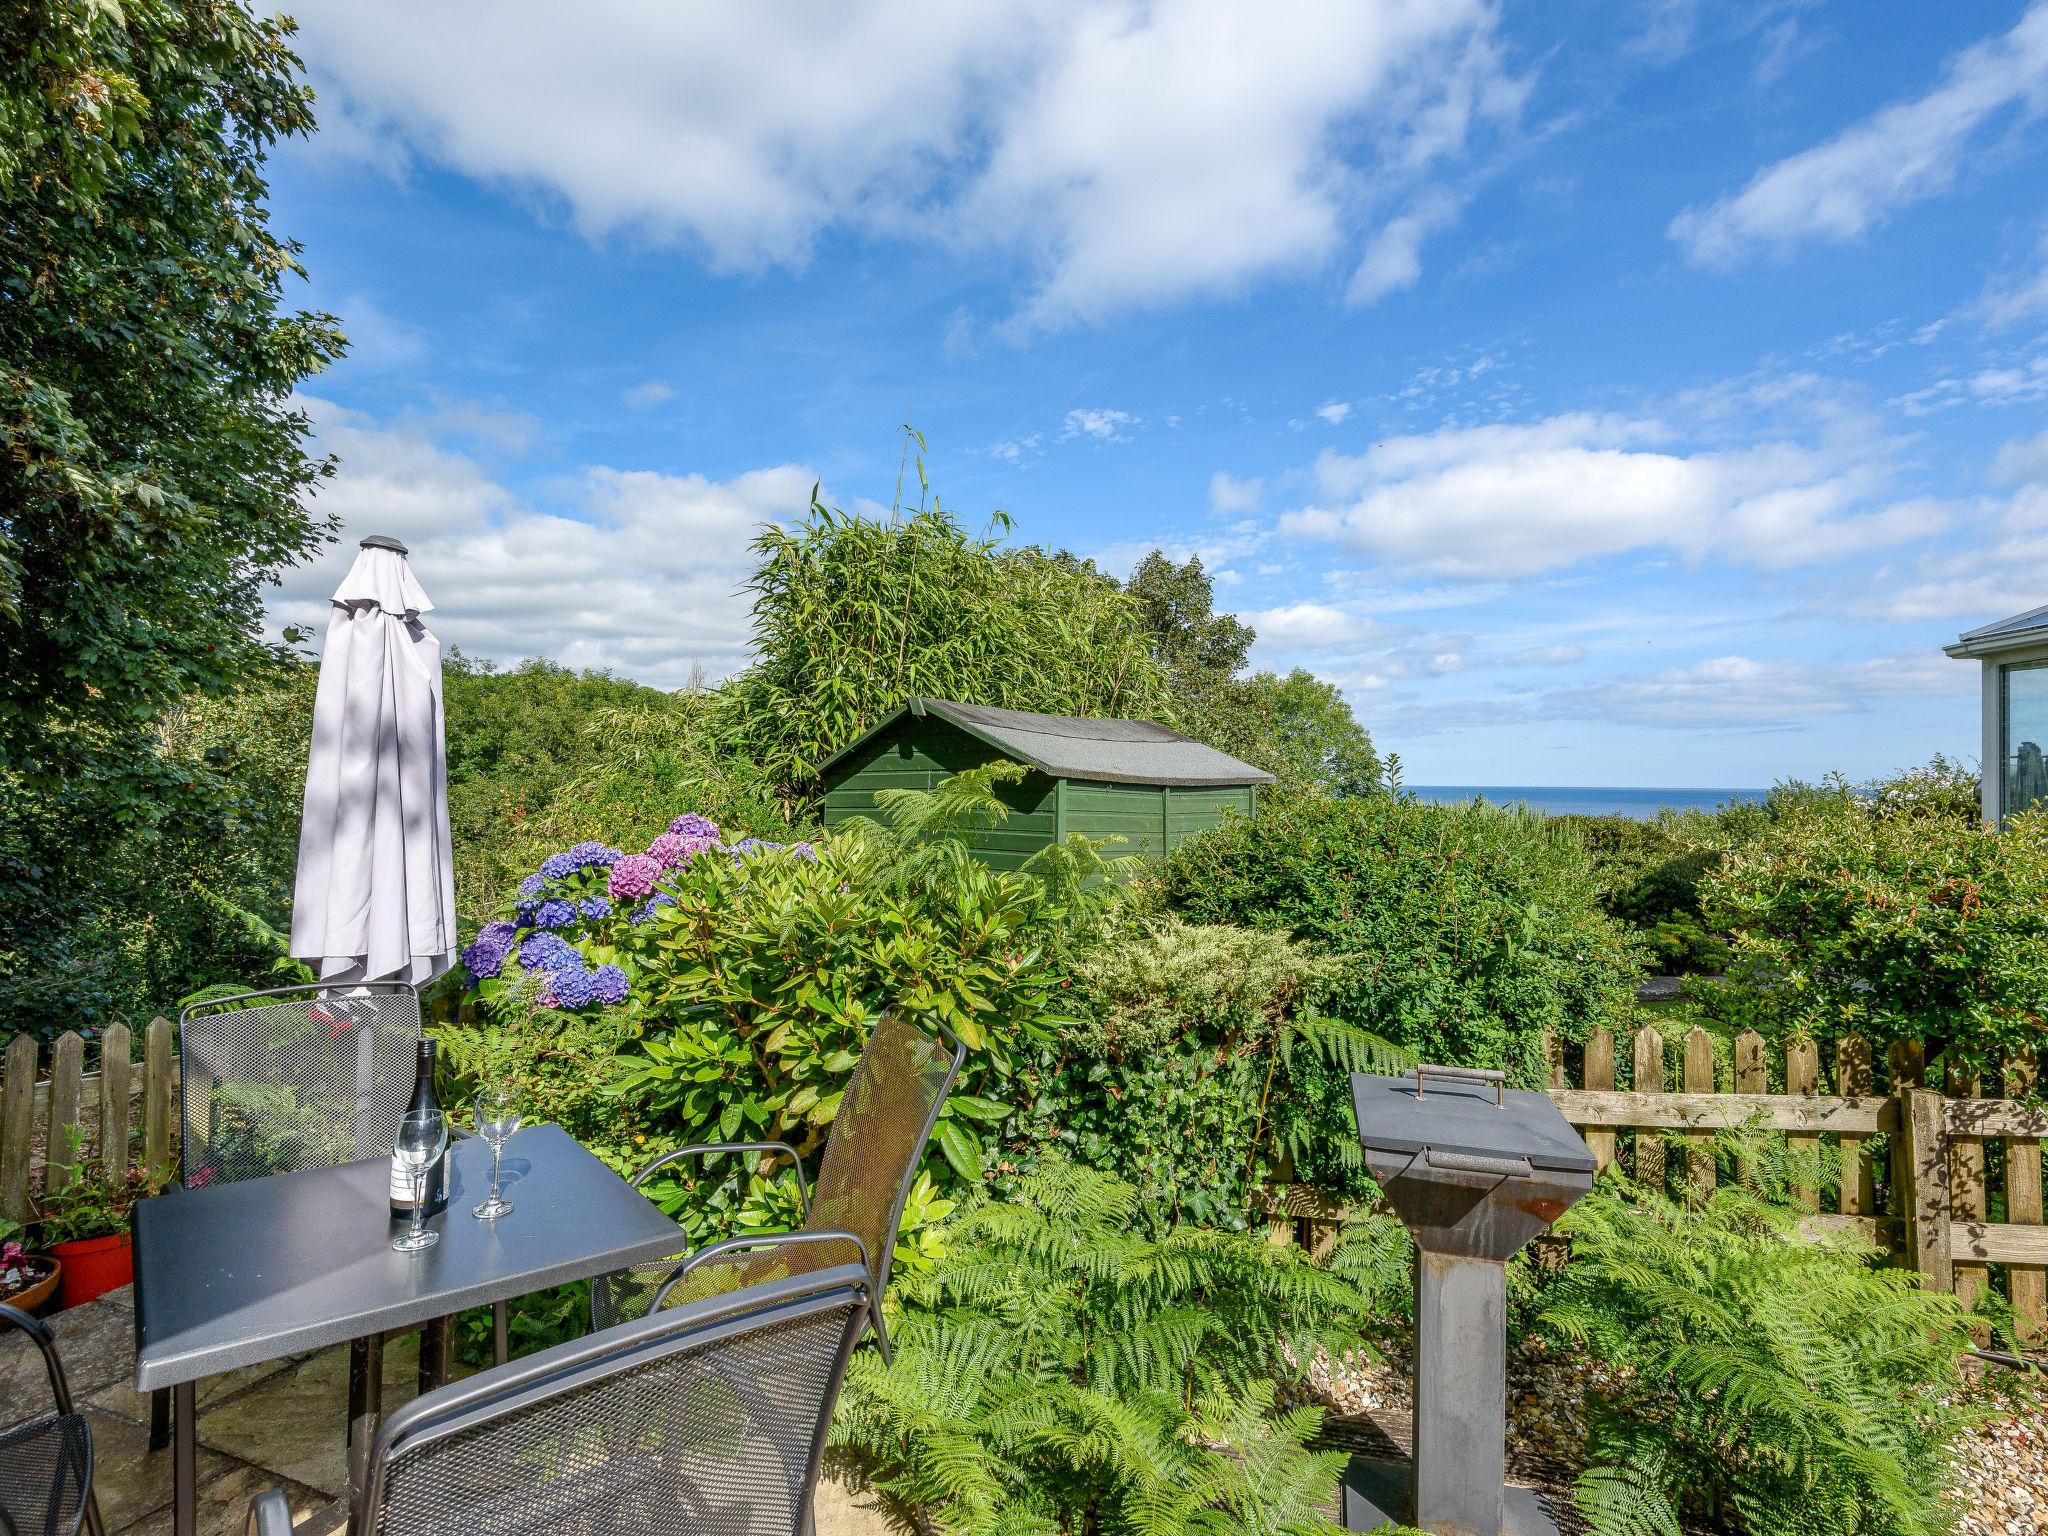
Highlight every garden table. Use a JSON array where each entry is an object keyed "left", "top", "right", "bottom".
[{"left": 131, "top": 1124, "right": 686, "bottom": 1536}]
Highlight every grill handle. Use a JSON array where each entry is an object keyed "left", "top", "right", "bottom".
[
  {"left": 1410, "top": 1063, "right": 1507, "bottom": 1106},
  {"left": 1423, "top": 1148, "right": 1532, "bottom": 1179}
]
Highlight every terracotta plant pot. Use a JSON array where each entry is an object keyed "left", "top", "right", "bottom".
[
  {"left": 1, "top": 1252, "right": 61, "bottom": 1312},
  {"left": 51, "top": 1232, "right": 132, "bottom": 1309}
]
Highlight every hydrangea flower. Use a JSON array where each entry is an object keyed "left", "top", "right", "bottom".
[
  {"left": 607, "top": 853, "right": 662, "bottom": 902},
  {"left": 517, "top": 874, "right": 546, "bottom": 898},
  {"left": 647, "top": 831, "right": 718, "bottom": 869},
  {"left": 514, "top": 901, "right": 538, "bottom": 929},
  {"left": 550, "top": 966, "right": 600, "bottom": 1009},
  {"left": 629, "top": 892, "right": 675, "bottom": 926},
  {"left": 667, "top": 813, "right": 721, "bottom": 840},
  {"left": 568, "top": 840, "right": 623, "bottom": 868},
  {"left": 478, "top": 921, "right": 518, "bottom": 947},
  {"left": 538, "top": 850, "right": 582, "bottom": 882},
  {"left": 460, "top": 931, "right": 513, "bottom": 979},
  {"left": 517, "top": 932, "right": 580, "bottom": 974},
  {"left": 728, "top": 838, "right": 782, "bottom": 857},
  {"left": 592, "top": 965, "right": 630, "bottom": 1006},
  {"left": 578, "top": 895, "right": 612, "bottom": 920},
  {"left": 788, "top": 842, "right": 817, "bottom": 861},
  {"left": 533, "top": 898, "right": 578, "bottom": 930}
]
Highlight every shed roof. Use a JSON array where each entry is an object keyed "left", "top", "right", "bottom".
[
  {"left": 821, "top": 698, "right": 1276, "bottom": 787},
  {"left": 1945, "top": 603, "right": 2048, "bottom": 659}
]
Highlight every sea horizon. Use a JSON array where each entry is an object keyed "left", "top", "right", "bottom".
[{"left": 1406, "top": 784, "right": 1769, "bottom": 820}]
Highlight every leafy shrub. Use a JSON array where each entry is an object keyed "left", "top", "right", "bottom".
[
  {"left": 834, "top": 1159, "right": 1369, "bottom": 1536},
  {"left": 1154, "top": 791, "right": 1641, "bottom": 1086},
  {"left": 1699, "top": 784, "right": 2048, "bottom": 1070},
  {"left": 1538, "top": 1174, "right": 1977, "bottom": 1536},
  {"left": 1557, "top": 814, "right": 1730, "bottom": 975},
  {"left": 1020, "top": 916, "right": 1405, "bottom": 1225}
]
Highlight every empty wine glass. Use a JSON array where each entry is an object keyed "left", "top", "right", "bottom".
[
  {"left": 391, "top": 1108, "right": 447, "bottom": 1253},
  {"left": 472, "top": 1085, "right": 523, "bottom": 1221}
]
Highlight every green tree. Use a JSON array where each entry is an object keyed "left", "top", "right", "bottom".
[
  {"left": 1124, "top": 549, "right": 1254, "bottom": 684},
  {"left": 0, "top": 0, "right": 341, "bottom": 1024},
  {"left": 1237, "top": 667, "right": 1381, "bottom": 798}
]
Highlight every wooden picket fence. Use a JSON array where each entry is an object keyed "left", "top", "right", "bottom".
[
  {"left": 1263, "top": 1024, "right": 2048, "bottom": 1344},
  {"left": 0, "top": 1020, "right": 179, "bottom": 1225}
]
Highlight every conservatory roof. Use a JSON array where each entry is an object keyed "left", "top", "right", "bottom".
[
  {"left": 1945, "top": 603, "right": 2048, "bottom": 659},
  {"left": 822, "top": 698, "right": 1275, "bottom": 787}
]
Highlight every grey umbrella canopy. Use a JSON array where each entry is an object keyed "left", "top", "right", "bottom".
[{"left": 289, "top": 536, "right": 457, "bottom": 985}]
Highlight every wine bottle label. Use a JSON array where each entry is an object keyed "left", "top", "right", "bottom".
[{"left": 390, "top": 1157, "right": 416, "bottom": 1208}]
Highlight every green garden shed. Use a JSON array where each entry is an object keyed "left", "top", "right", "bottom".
[{"left": 819, "top": 698, "right": 1273, "bottom": 870}]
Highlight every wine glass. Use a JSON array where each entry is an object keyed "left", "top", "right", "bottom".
[
  {"left": 472, "top": 1086, "right": 523, "bottom": 1221},
  {"left": 391, "top": 1108, "right": 448, "bottom": 1253}
]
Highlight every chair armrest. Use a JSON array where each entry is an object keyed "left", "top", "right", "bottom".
[
  {"left": 632, "top": 1141, "right": 811, "bottom": 1219},
  {"left": 651, "top": 1228, "right": 871, "bottom": 1312},
  {"left": 247, "top": 1487, "right": 295, "bottom": 1536},
  {"left": 1, "top": 1301, "right": 80, "bottom": 1414}
]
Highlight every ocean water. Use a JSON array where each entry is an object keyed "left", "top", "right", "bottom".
[{"left": 1407, "top": 785, "right": 1768, "bottom": 820}]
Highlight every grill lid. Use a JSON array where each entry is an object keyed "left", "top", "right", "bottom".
[{"left": 1352, "top": 1069, "right": 1596, "bottom": 1175}]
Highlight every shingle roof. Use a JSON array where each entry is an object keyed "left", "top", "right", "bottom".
[
  {"left": 1945, "top": 603, "right": 2048, "bottom": 659},
  {"left": 823, "top": 698, "right": 1275, "bottom": 787}
]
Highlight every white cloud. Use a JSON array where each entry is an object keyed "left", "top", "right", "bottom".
[
  {"left": 1315, "top": 400, "right": 1354, "bottom": 426},
  {"left": 1246, "top": 601, "right": 1365, "bottom": 649},
  {"left": 1551, "top": 652, "right": 1967, "bottom": 729},
  {"left": 1854, "top": 483, "right": 2048, "bottom": 621},
  {"left": 990, "top": 433, "right": 1044, "bottom": 465},
  {"left": 1276, "top": 410, "right": 1937, "bottom": 579},
  {"left": 1208, "top": 471, "right": 1264, "bottom": 515},
  {"left": 1509, "top": 643, "right": 1583, "bottom": 666},
  {"left": 1980, "top": 232, "right": 2048, "bottom": 326},
  {"left": 1060, "top": 408, "right": 1139, "bottom": 442},
  {"left": 1993, "top": 424, "right": 2048, "bottom": 484},
  {"left": 623, "top": 381, "right": 675, "bottom": 409},
  {"left": 1669, "top": 5, "right": 2048, "bottom": 266},
  {"left": 289, "top": 0, "right": 1515, "bottom": 329},
  {"left": 272, "top": 396, "right": 812, "bottom": 687},
  {"left": 1347, "top": 191, "right": 1462, "bottom": 305}
]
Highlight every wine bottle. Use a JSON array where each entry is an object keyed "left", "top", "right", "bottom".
[{"left": 390, "top": 1035, "right": 448, "bottom": 1220}]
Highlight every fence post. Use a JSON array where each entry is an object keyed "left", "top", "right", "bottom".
[
  {"left": 1896, "top": 1086, "right": 1952, "bottom": 1293},
  {"left": 100, "top": 1023, "right": 134, "bottom": 1179},
  {"left": 1543, "top": 1029, "right": 1565, "bottom": 1092},
  {"left": 0, "top": 1035, "right": 35, "bottom": 1223},
  {"left": 1683, "top": 1025, "right": 1715, "bottom": 1198},
  {"left": 144, "top": 1016, "right": 175, "bottom": 1181},
  {"left": 1945, "top": 1064, "right": 1987, "bottom": 1318},
  {"left": 1633, "top": 1025, "right": 1666, "bottom": 1191},
  {"left": 1583, "top": 1027, "right": 1615, "bottom": 1173},
  {"left": 1786, "top": 1036, "right": 1820, "bottom": 1211},
  {"left": 1836, "top": 1034, "right": 1875, "bottom": 1220},
  {"left": 1734, "top": 1028, "right": 1766, "bottom": 1187},
  {"left": 45, "top": 1032, "right": 85, "bottom": 1197},
  {"left": 2007, "top": 1052, "right": 2044, "bottom": 1345}
]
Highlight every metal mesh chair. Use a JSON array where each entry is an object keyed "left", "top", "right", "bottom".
[
  {"left": 592, "top": 1013, "right": 964, "bottom": 1359},
  {"left": 247, "top": 1266, "right": 873, "bottom": 1536},
  {"left": 177, "top": 982, "right": 423, "bottom": 1188},
  {"left": 1, "top": 1303, "right": 103, "bottom": 1536}
]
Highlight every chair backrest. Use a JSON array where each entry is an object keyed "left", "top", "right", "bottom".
[
  {"left": 176, "top": 982, "right": 421, "bottom": 1188},
  {"left": 360, "top": 1266, "right": 872, "bottom": 1536},
  {"left": 803, "top": 1013, "right": 964, "bottom": 1299}
]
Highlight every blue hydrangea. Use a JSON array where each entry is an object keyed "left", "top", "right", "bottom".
[
  {"left": 591, "top": 965, "right": 630, "bottom": 1006},
  {"left": 578, "top": 896, "right": 612, "bottom": 920},
  {"left": 460, "top": 933, "right": 512, "bottom": 980},
  {"left": 514, "top": 901, "right": 538, "bottom": 929},
  {"left": 728, "top": 838, "right": 782, "bottom": 858},
  {"left": 629, "top": 892, "right": 675, "bottom": 926},
  {"left": 538, "top": 851, "right": 581, "bottom": 882},
  {"left": 533, "top": 898, "right": 578, "bottom": 930},
  {"left": 550, "top": 966, "right": 600, "bottom": 1009},
  {"left": 478, "top": 921, "right": 518, "bottom": 947},
  {"left": 517, "top": 873, "right": 546, "bottom": 898},
  {"left": 568, "top": 841, "right": 623, "bottom": 868},
  {"left": 667, "top": 813, "right": 721, "bottom": 840},
  {"left": 517, "top": 932, "right": 580, "bottom": 974}
]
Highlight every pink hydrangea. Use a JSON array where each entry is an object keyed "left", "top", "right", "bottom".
[
  {"left": 607, "top": 852, "right": 662, "bottom": 902},
  {"left": 647, "top": 831, "right": 719, "bottom": 869}
]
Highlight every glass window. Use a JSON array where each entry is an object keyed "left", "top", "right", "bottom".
[{"left": 2003, "top": 660, "right": 2048, "bottom": 822}]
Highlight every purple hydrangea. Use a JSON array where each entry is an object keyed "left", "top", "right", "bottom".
[
  {"left": 647, "top": 831, "right": 718, "bottom": 870},
  {"left": 514, "top": 901, "right": 539, "bottom": 929},
  {"left": 667, "top": 813, "right": 721, "bottom": 840},
  {"left": 788, "top": 842, "right": 817, "bottom": 861},
  {"left": 516, "top": 932, "right": 580, "bottom": 974},
  {"left": 607, "top": 853, "right": 662, "bottom": 902},
  {"left": 630, "top": 893, "right": 675, "bottom": 926},
  {"left": 578, "top": 895, "right": 612, "bottom": 920},
  {"left": 538, "top": 850, "right": 582, "bottom": 882},
  {"left": 591, "top": 965, "right": 630, "bottom": 1006},
  {"left": 568, "top": 840, "right": 623, "bottom": 868},
  {"left": 532, "top": 898, "right": 578, "bottom": 929},
  {"left": 728, "top": 838, "right": 781, "bottom": 857},
  {"left": 478, "top": 921, "right": 518, "bottom": 947},
  {"left": 550, "top": 966, "right": 600, "bottom": 1009},
  {"left": 517, "top": 874, "right": 546, "bottom": 898},
  {"left": 460, "top": 932, "right": 513, "bottom": 979}
]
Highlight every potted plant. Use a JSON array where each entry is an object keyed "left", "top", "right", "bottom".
[
  {"left": 0, "top": 1216, "right": 61, "bottom": 1312},
  {"left": 34, "top": 1153, "right": 165, "bottom": 1309}
]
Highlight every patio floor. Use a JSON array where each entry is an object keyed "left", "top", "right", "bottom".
[{"left": 1, "top": 1286, "right": 900, "bottom": 1535}]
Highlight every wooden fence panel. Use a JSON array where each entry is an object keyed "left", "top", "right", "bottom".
[
  {"left": 1946, "top": 1065, "right": 1987, "bottom": 1316},
  {"left": 1, "top": 1034, "right": 34, "bottom": 1222},
  {"left": 1786, "top": 1037, "right": 1820, "bottom": 1211},
  {"left": 44, "top": 1032, "right": 84, "bottom": 1196},
  {"left": 145, "top": 1017, "right": 175, "bottom": 1180},
  {"left": 1899, "top": 1088, "right": 1953, "bottom": 1293},
  {"left": 2007, "top": 1053, "right": 2044, "bottom": 1344},
  {"left": 1683, "top": 1026, "right": 1715, "bottom": 1197},
  {"left": 1632, "top": 1026, "right": 1666, "bottom": 1190},
  {"left": 1583, "top": 1027, "right": 1615, "bottom": 1172},
  {"left": 100, "top": 1023, "right": 133, "bottom": 1179},
  {"left": 1837, "top": 1034, "right": 1875, "bottom": 1218}
]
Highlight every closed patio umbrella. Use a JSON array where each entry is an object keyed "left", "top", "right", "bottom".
[{"left": 290, "top": 535, "right": 457, "bottom": 985}]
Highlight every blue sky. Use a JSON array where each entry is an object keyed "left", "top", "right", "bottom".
[{"left": 264, "top": 1, "right": 2048, "bottom": 787}]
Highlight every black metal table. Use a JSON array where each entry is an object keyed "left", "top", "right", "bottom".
[{"left": 132, "top": 1124, "right": 686, "bottom": 1536}]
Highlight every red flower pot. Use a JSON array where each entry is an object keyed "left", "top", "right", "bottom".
[{"left": 51, "top": 1232, "right": 132, "bottom": 1309}]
